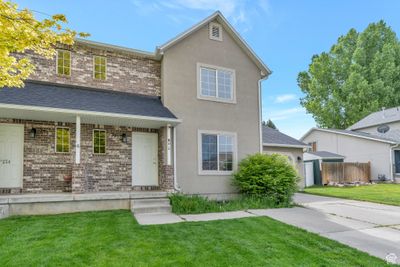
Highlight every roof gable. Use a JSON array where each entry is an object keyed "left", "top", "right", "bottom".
[{"left": 157, "top": 11, "right": 271, "bottom": 77}]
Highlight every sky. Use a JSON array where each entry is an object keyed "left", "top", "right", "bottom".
[{"left": 14, "top": 0, "right": 400, "bottom": 138}]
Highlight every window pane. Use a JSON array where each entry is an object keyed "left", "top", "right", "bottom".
[
  {"left": 202, "top": 134, "right": 217, "bottom": 171},
  {"left": 93, "top": 130, "right": 106, "bottom": 154},
  {"left": 217, "top": 70, "right": 232, "bottom": 99},
  {"left": 218, "top": 135, "right": 233, "bottom": 171},
  {"left": 94, "top": 56, "right": 106, "bottom": 80},
  {"left": 56, "top": 128, "right": 70, "bottom": 153},
  {"left": 57, "top": 51, "right": 71, "bottom": 76},
  {"left": 200, "top": 68, "right": 216, "bottom": 97}
]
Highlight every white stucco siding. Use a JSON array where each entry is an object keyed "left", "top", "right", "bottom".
[{"left": 303, "top": 130, "right": 392, "bottom": 180}]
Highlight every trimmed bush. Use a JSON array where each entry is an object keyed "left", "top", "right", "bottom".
[{"left": 233, "top": 153, "right": 299, "bottom": 204}]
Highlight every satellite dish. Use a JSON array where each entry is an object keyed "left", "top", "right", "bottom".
[{"left": 377, "top": 124, "right": 390, "bottom": 133}]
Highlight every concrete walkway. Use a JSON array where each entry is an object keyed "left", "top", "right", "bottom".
[{"left": 263, "top": 193, "right": 400, "bottom": 263}]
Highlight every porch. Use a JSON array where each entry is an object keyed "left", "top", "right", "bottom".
[
  {"left": 0, "top": 191, "right": 168, "bottom": 218},
  {"left": 0, "top": 81, "right": 181, "bottom": 194}
]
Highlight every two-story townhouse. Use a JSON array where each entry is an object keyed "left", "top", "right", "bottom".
[{"left": 0, "top": 12, "right": 271, "bottom": 207}]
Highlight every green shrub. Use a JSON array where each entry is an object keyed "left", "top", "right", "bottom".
[
  {"left": 233, "top": 153, "right": 299, "bottom": 204},
  {"left": 169, "top": 193, "right": 282, "bottom": 214}
]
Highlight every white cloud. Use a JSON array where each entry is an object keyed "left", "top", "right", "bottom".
[
  {"left": 130, "top": 0, "right": 270, "bottom": 29},
  {"left": 267, "top": 107, "right": 304, "bottom": 121},
  {"left": 274, "top": 94, "right": 297, "bottom": 104}
]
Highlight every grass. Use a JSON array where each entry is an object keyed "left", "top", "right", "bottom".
[
  {"left": 169, "top": 194, "right": 290, "bottom": 214},
  {"left": 304, "top": 184, "right": 400, "bottom": 206},
  {"left": 0, "top": 210, "right": 388, "bottom": 266}
]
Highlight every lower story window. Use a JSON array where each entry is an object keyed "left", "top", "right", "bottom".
[
  {"left": 56, "top": 127, "right": 70, "bottom": 153},
  {"left": 200, "top": 131, "right": 236, "bottom": 174},
  {"left": 93, "top": 129, "right": 106, "bottom": 154}
]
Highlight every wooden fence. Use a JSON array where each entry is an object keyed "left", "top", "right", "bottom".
[{"left": 321, "top": 162, "right": 371, "bottom": 184}]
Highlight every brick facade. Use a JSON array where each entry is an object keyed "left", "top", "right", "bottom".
[
  {"left": 0, "top": 43, "right": 176, "bottom": 194},
  {"left": 18, "top": 42, "right": 161, "bottom": 96},
  {"left": 0, "top": 118, "right": 173, "bottom": 193}
]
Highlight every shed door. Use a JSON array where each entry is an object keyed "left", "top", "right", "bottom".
[
  {"left": 304, "top": 161, "right": 314, "bottom": 187},
  {"left": 132, "top": 132, "right": 159, "bottom": 186},
  {"left": 0, "top": 124, "right": 24, "bottom": 188}
]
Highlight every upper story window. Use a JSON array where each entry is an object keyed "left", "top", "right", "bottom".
[
  {"left": 57, "top": 50, "right": 71, "bottom": 76},
  {"left": 93, "top": 129, "right": 106, "bottom": 154},
  {"left": 197, "top": 63, "right": 236, "bottom": 103},
  {"left": 93, "top": 56, "right": 106, "bottom": 80},
  {"left": 198, "top": 130, "right": 236, "bottom": 175},
  {"left": 56, "top": 127, "right": 70, "bottom": 153},
  {"left": 209, "top": 22, "right": 222, "bottom": 41}
]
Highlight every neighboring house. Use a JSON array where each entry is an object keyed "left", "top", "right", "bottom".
[
  {"left": 0, "top": 12, "right": 271, "bottom": 199},
  {"left": 262, "top": 126, "right": 309, "bottom": 187},
  {"left": 301, "top": 110, "right": 400, "bottom": 182}
]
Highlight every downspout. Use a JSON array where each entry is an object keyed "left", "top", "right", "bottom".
[
  {"left": 173, "top": 126, "right": 180, "bottom": 191},
  {"left": 258, "top": 75, "right": 269, "bottom": 153}
]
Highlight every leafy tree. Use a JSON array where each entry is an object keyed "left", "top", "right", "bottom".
[
  {"left": 0, "top": 0, "right": 88, "bottom": 88},
  {"left": 298, "top": 21, "right": 400, "bottom": 129}
]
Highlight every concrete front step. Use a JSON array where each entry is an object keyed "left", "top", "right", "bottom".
[
  {"left": 131, "top": 198, "right": 172, "bottom": 214},
  {"left": 132, "top": 198, "right": 171, "bottom": 206}
]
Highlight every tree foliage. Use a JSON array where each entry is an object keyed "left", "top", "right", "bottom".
[
  {"left": 298, "top": 21, "right": 400, "bottom": 129},
  {"left": 0, "top": 0, "right": 88, "bottom": 88},
  {"left": 263, "top": 119, "right": 277, "bottom": 129}
]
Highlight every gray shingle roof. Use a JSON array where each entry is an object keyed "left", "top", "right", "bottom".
[
  {"left": 324, "top": 128, "right": 399, "bottom": 143},
  {"left": 0, "top": 81, "right": 177, "bottom": 119},
  {"left": 262, "top": 126, "right": 308, "bottom": 147},
  {"left": 348, "top": 106, "right": 400, "bottom": 130},
  {"left": 306, "top": 151, "right": 345, "bottom": 159}
]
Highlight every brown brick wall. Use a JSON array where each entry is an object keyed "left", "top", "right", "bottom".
[
  {"left": 0, "top": 119, "right": 172, "bottom": 194},
  {"left": 16, "top": 42, "right": 161, "bottom": 96}
]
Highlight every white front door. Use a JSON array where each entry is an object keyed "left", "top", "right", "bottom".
[
  {"left": 132, "top": 132, "right": 159, "bottom": 186},
  {"left": 0, "top": 124, "right": 24, "bottom": 188}
]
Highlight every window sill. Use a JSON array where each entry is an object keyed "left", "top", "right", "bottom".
[
  {"left": 197, "top": 95, "right": 236, "bottom": 104},
  {"left": 198, "top": 170, "right": 234, "bottom": 176}
]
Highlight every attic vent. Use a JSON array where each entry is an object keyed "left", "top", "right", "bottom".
[
  {"left": 377, "top": 124, "right": 390, "bottom": 133},
  {"left": 209, "top": 22, "right": 222, "bottom": 41}
]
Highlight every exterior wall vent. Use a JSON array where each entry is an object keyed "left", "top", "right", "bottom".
[{"left": 209, "top": 22, "right": 223, "bottom": 41}]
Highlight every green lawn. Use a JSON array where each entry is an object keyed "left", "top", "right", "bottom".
[
  {"left": 304, "top": 184, "right": 400, "bottom": 206},
  {"left": 0, "top": 210, "right": 388, "bottom": 266}
]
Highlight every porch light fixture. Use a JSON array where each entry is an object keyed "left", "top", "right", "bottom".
[
  {"left": 30, "top": 128, "right": 37, "bottom": 138},
  {"left": 121, "top": 133, "right": 127, "bottom": 143}
]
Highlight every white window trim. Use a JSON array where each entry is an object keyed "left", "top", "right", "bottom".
[
  {"left": 93, "top": 56, "right": 107, "bottom": 81},
  {"left": 197, "top": 63, "right": 236, "bottom": 104},
  {"left": 209, "top": 22, "right": 223, "bottom": 41},
  {"left": 198, "top": 129, "right": 237, "bottom": 176},
  {"left": 56, "top": 50, "right": 71, "bottom": 76},
  {"left": 93, "top": 129, "right": 107, "bottom": 154},
  {"left": 55, "top": 127, "right": 70, "bottom": 153}
]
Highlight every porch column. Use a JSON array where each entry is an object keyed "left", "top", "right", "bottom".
[
  {"left": 75, "top": 115, "right": 81, "bottom": 164},
  {"left": 71, "top": 115, "right": 85, "bottom": 193},
  {"left": 167, "top": 124, "right": 172, "bottom": 165}
]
